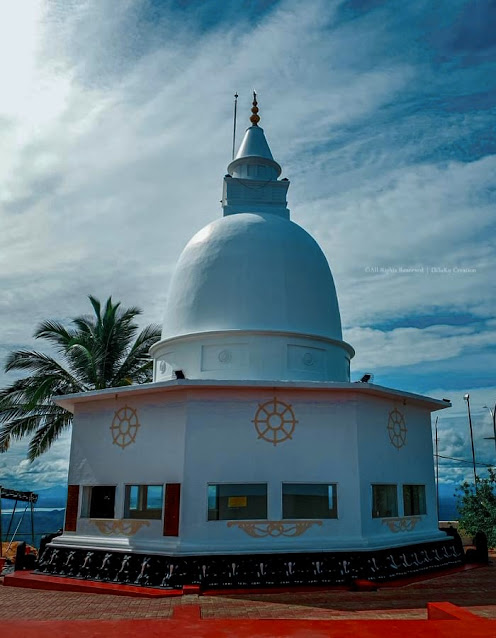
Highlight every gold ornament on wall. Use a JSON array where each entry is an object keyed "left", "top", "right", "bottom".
[
  {"left": 252, "top": 398, "right": 298, "bottom": 446},
  {"left": 387, "top": 407, "right": 407, "bottom": 449},
  {"left": 382, "top": 517, "right": 420, "bottom": 533},
  {"left": 227, "top": 520, "right": 322, "bottom": 538},
  {"left": 93, "top": 520, "right": 150, "bottom": 536},
  {"left": 110, "top": 405, "right": 140, "bottom": 449}
]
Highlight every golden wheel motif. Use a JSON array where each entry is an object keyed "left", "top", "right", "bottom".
[
  {"left": 110, "top": 405, "right": 140, "bottom": 449},
  {"left": 387, "top": 408, "right": 407, "bottom": 449},
  {"left": 252, "top": 398, "right": 298, "bottom": 446}
]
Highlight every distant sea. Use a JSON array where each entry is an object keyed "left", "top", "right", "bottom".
[
  {"left": 438, "top": 484, "right": 459, "bottom": 521},
  {"left": 439, "top": 498, "right": 458, "bottom": 521},
  {"left": 1, "top": 508, "right": 65, "bottom": 514},
  {"left": 1, "top": 509, "right": 65, "bottom": 549}
]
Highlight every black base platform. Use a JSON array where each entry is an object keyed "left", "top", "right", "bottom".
[{"left": 36, "top": 538, "right": 463, "bottom": 589}]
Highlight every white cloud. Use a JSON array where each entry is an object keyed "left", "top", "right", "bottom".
[
  {"left": 0, "top": 430, "right": 70, "bottom": 489},
  {"left": 349, "top": 322, "right": 496, "bottom": 370},
  {"left": 428, "top": 385, "right": 496, "bottom": 486},
  {"left": 306, "top": 156, "right": 496, "bottom": 330}
]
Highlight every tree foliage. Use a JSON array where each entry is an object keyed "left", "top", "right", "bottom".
[
  {"left": 456, "top": 468, "right": 496, "bottom": 548},
  {"left": 0, "top": 296, "right": 160, "bottom": 461}
]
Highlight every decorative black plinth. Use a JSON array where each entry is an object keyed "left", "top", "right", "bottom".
[{"left": 36, "top": 538, "right": 463, "bottom": 590}]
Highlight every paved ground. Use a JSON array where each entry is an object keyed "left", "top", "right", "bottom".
[
  {"left": 0, "top": 613, "right": 492, "bottom": 638},
  {"left": 1, "top": 561, "right": 495, "bottom": 622}
]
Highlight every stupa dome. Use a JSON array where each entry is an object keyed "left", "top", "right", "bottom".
[
  {"left": 162, "top": 212, "right": 343, "bottom": 342},
  {"left": 151, "top": 94, "right": 353, "bottom": 382}
]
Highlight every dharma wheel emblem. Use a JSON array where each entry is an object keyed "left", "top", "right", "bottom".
[
  {"left": 110, "top": 405, "right": 140, "bottom": 449},
  {"left": 252, "top": 398, "right": 298, "bottom": 446},
  {"left": 387, "top": 408, "right": 407, "bottom": 449}
]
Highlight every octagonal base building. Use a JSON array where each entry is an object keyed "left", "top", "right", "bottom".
[{"left": 42, "top": 98, "right": 462, "bottom": 588}]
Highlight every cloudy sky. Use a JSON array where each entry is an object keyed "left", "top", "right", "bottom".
[{"left": 0, "top": 0, "right": 495, "bottom": 496}]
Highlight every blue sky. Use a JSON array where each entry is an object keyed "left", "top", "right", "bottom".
[{"left": 0, "top": 0, "right": 495, "bottom": 496}]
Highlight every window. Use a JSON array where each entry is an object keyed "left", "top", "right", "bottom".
[
  {"left": 403, "top": 485, "right": 426, "bottom": 516},
  {"left": 372, "top": 484, "right": 398, "bottom": 518},
  {"left": 81, "top": 486, "right": 116, "bottom": 519},
  {"left": 282, "top": 484, "right": 337, "bottom": 519},
  {"left": 208, "top": 484, "right": 267, "bottom": 521},
  {"left": 125, "top": 485, "right": 163, "bottom": 520}
]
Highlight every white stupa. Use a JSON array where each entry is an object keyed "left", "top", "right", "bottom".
[
  {"left": 152, "top": 95, "right": 352, "bottom": 384},
  {"left": 42, "top": 95, "right": 461, "bottom": 588}
]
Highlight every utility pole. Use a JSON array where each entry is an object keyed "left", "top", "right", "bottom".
[
  {"left": 464, "top": 393, "right": 478, "bottom": 491},
  {"left": 435, "top": 417, "right": 440, "bottom": 521},
  {"left": 483, "top": 403, "right": 496, "bottom": 459}
]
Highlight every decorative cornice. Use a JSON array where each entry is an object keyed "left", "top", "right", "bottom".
[
  {"left": 55, "top": 377, "right": 448, "bottom": 412},
  {"left": 151, "top": 329, "right": 355, "bottom": 358}
]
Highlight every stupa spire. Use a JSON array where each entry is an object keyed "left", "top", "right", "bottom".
[
  {"left": 230, "top": 92, "right": 277, "bottom": 164},
  {"left": 222, "top": 93, "right": 290, "bottom": 219},
  {"left": 249, "top": 91, "right": 260, "bottom": 126}
]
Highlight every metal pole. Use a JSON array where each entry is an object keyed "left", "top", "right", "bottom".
[
  {"left": 464, "top": 394, "right": 478, "bottom": 490},
  {"left": 0, "top": 486, "right": 3, "bottom": 557},
  {"left": 5, "top": 499, "right": 17, "bottom": 538},
  {"left": 483, "top": 403, "right": 496, "bottom": 459},
  {"left": 6, "top": 502, "right": 29, "bottom": 556},
  {"left": 30, "top": 500, "right": 35, "bottom": 547},
  {"left": 232, "top": 93, "right": 238, "bottom": 160},
  {"left": 492, "top": 405, "right": 496, "bottom": 458},
  {"left": 435, "top": 417, "right": 440, "bottom": 521}
]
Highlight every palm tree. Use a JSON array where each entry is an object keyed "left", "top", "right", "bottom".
[{"left": 0, "top": 296, "right": 161, "bottom": 461}]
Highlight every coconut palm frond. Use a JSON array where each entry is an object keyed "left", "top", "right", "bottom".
[{"left": 0, "top": 295, "right": 161, "bottom": 460}]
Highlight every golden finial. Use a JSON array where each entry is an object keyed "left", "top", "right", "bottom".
[{"left": 250, "top": 90, "right": 260, "bottom": 126}]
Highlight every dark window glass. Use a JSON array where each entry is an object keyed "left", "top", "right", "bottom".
[
  {"left": 208, "top": 484, "right": 267, "bottom": 521},
  {"left": 282, "top": 484, "right": 337, "bottom": 519},
  {"left": 89, "top": 486, "right": 115, "bottom": 518},
  {"left": 372, "top": 484, "right": 398, "bottom": 518},
  {"left": 124, "top": 485, "right": 163, "bottom": 519},
  {"left": 403, "top": 485, "right": 426, "bottom": 516}
]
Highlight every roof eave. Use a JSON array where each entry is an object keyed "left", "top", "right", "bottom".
[{"left": 53, "top": 380, "right": 450, "bottom": 414}]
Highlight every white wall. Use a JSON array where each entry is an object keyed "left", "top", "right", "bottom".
[
  {"left": 55, "top": 385, "right": 444, "bottom": 555},
  {"left": 357, "top": 397, "right": 444, "bottom": 547},
  {"left": 59, "top": 392, "right": 186, "bottom": 553},
  {"left": 152, "top": 331, "right": 352, "bottom": 384},
  {"left": 180, "top": 388, "right": 362, "bottom": 553}
]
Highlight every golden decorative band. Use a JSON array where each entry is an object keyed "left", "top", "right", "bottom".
[
  {"left": 227, "top": 520, "right": 322, "bottom": 538},
  {"left": 382, "top": 516, "right": 421, "bottom": 533},
  {"left": 93, "top": 519, "right": 150, "bottom": 536}
]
